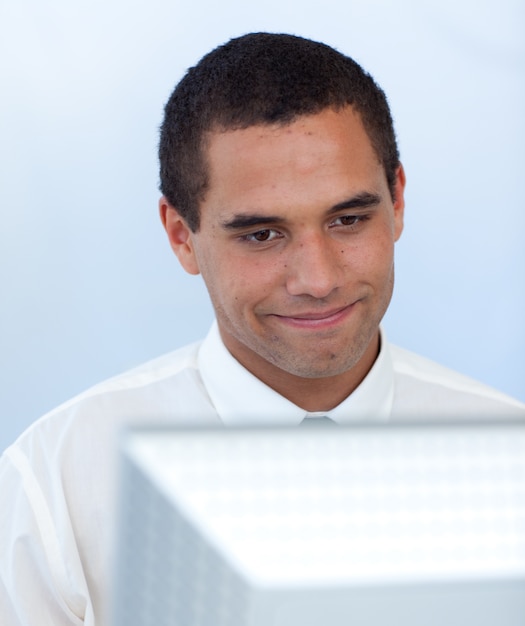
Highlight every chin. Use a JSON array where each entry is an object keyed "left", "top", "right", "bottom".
[{"left": 272, "top": 352, "right": 362, "bottom": 379}]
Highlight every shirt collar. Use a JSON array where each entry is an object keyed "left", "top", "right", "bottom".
[{"left": 198, "top": 321, "right": 394, "bottom": 426}]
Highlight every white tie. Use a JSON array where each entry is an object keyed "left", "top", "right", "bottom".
[{"left": 300, "top": 416, "right": 336, "bottom": 426}]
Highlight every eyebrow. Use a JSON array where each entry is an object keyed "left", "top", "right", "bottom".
[
  {"left": 220, "top": 192, "right": 382, "bottom": 231},
  {"left": 221, "top": 214, "right": 282, "bottom": 230},
  {"left": 328, "top": 192, "right": 382, "bottom": 213}
]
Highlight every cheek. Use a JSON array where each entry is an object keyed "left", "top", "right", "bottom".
[
  {"left": 200, "top": 255, "right": 263, "bottom": 311},
  {"left": 230, "top": 258, "right": 286, "bottom": 314},
  {"left": 347, "top": 233, "right": 395, "bottom": 280}
]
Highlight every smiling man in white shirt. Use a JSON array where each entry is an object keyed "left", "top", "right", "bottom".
[{"left": 1, "top": 32, "right": 524, "bottom": 626}]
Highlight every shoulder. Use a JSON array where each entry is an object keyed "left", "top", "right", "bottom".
[
  {"left": 56, "top": 340, "right": 203, "bottom": 409},
  {"left": 6, "top": 339, "right": 213, "bottom": 455},
  {"left": 388, "top": 343, "right": 525, "bottom": 417},
  {"left": 0, "top": 342, "right": 206, "bottom": 625}
]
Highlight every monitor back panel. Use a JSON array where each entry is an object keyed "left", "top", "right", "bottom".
[{"left": 113, "top": 421, "right": 525, "bottom": 626}]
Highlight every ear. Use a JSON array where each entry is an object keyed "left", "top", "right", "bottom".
[
  {"left": 159, "top": 196, "right": 200, "bottom": 275},
  {"left": 392, "top": 163, "right": 406, "bottom": 242}
]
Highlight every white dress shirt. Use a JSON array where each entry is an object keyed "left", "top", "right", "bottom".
[{"left": 1, "top": 322, "right": 523, "bottom": 625}]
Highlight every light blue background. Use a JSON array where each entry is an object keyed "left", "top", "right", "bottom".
[{"left": 1, "top": 0, "right": 524, "bottom": 452}]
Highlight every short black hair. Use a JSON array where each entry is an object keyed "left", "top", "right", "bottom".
[{"left": 159, "top": 32, "right": 400, "bottom": 231}]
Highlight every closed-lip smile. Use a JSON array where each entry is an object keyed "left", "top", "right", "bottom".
[{"left": 270, "top": 302, "right": 357, "bottom": 328}]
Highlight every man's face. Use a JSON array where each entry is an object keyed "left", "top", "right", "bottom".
[{"left": 162, "top": 106, "right": 405, "bottom": 392}]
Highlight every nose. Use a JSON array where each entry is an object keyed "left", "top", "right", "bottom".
[{"left": 285, "top": 233, "right": 343, "bottom": 299}]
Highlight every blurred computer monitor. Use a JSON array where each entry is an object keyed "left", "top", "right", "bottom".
[{"left": 113, "top": 420, "right": 525, "bottom": 626}]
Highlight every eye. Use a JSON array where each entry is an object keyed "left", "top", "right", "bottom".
[
  {"left": 331, "top": 214, "right": 370, "bottom": 228},
  {"left": 334, "top": 215, "right": 360, "bottom": 227},
  {"left": 242, "top": 229, "right": 281, "bottom": 243}
]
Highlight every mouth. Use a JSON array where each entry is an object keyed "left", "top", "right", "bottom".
[{"left": 270, "top": 302, "right": 358, "bottom": 329}]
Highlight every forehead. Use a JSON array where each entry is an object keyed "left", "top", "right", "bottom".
[
  {"left": 206, "top": 106, "right": 376, "bottom": 157},
  {"left": 201, "top": 107, "right": 384, "bottom": 208}
]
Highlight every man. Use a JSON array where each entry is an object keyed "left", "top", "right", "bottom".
[{"left": 1, "top": 32, "right": 523, "bottom": 626}]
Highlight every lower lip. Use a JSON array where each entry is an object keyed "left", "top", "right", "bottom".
[{"left": 271, "top": 303, "right": 357, "bottom": 330}]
